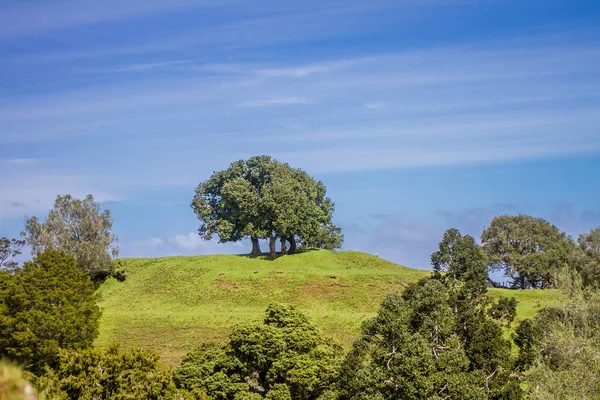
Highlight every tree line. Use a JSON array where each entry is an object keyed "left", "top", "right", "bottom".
[{"left": 3, "top": 224, "right": 600, "bottom": 399}]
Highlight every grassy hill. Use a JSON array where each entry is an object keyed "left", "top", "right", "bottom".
[{"left": 96, "top": 250, "right": 562, "bottom": 365}]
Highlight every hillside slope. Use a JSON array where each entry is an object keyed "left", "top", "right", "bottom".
[
  {"left": 96, "top": 250, "right": 427, "bottom": 364},
  {"left": 95, "top": 250, "right": 561, "bottom": 365}
]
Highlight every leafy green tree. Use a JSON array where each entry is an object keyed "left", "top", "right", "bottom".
[
  {"left": 0, "top": 237, "right": 25, "bottom": 271},
  {"left": 518, "top": 287, "right": 600, "bottom": 399},
  {"left": 0, "top": 250, "right": 101, "bottom": 375},
  {"left": 191, "top": 156, "right": 340, "bottom": 257},
  {"left": 174, "top": 304, "right": 343, "bottom": 399},
  {"left": 22, "top": 194, "right": 119, "bottom": 281},
  {"left": 431, "top": 228, "right": 488, "bottom": 311},
  {"left": 489, "top": 297, "right": 517, "bottom": 324},
  {"left": 481, "top": 214, "right": 575, "bottom": 289},
  {"left": 577, "top": 227, "right": 600, "bottom": 286},
  {"left": 338, "top": 278, "right": 520, "bottom": 400},
  {"left": 35, "top": 344, "right": 194, "bottom": 400}
]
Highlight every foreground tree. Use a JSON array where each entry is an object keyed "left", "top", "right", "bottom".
[
  {"left": 191, "top": 156, "right": 341, "bottom": 257},
  {"left": 0, "top": 250, "right": 101, "bottom": 374},
  {"left": 0, "top": 361, "right": 39, "bottom": 400},
  {"left": 338, "top": 279, "right": 520, "bottom": 400},
  {"left": 337, "top": 228, "right": 521, "bottom": 400},
  {"left": 515, "top": 275, "right": 600, "bottom": 399},
  {"left": 174, "top": 304, "right": 343, "bottom": 399},
  {"left": 36, "top": 345, "right": 194, "bottom": 400},
  {"left": 481, "top": 214, "right": 575, "bottom": 289},
  {"left": 22, "top": 194, "right": 119, "bottom": 281},
  {"left": 0, "top": 237, "right": 25, "bottom": 271}
]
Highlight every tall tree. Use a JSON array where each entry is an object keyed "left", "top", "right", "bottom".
[
  {"left": 431, "top": 228, "right": 488, "bottom": 305},
  {"left": 22, "top": 194, "right": 119, "bottom": 281},
  {"left": 481, "top": 214, "right": 575, "bottom": 289},
  {"left": 0, "top": 237, "right": 25, "bottom": 271},
  {"left": 191, "top": 156, "right": 340, "bottom": 257},
  {"left": 338, "top": 278, "right": 520, "bottom": 400},
  {"left": 0, "top": 250, "right": 101, "bottom": 375}
]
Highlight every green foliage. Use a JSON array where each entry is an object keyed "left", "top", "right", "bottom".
[
  {"left": 35, "top": 344, "right": 191, "bottom": 400},
  {"left": 174, "top": 304, "right": 343, "bottom": 399},
  {"left": 431, "top": 228, "right": 488, "bottom": 306},
  {"left": 22, "top": 194, "right": 119, "bottom": 281},
  {"left": 513, "top": 319, "right": 537, "bottom": 370},
  {"left": 338, "top": 277, "right": 520, "bottom": 400},
  {"left": 191, "top": 156, "right": 340, "bottom": 256},
  {"left": 577, "top": 227, "right": 600, "bottom": 287},
  {"left": 520, "top": 288, "right": 600, "bottom": 399},
  {"left": 0, "top": 237, "right": 25, "bottom": 272},
  {"left": 0, "top": 250, "right": 101, "bottom": 374},
  {"left": 0, "top": 361, "right": 40, "bottom": 400},
  {"left": 481, "top": 214, "right": 575, "bottom": 289},
  {"left": 489, "top": 297, "right": 517, "bottom": 323}
]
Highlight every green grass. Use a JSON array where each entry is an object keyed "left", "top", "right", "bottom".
[{"left": 95, "top": 250, "right": 563, "bottom": 365}]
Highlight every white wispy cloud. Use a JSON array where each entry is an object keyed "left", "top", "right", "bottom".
[
  {"left": 109, "top": 60, "right": 192, "bottom": 72},
  {"left": 238, "top": 97, "right": 312, "bottom": 107},
  {"left": 0, "top": 32, "right": 599, "bottom": 186}
]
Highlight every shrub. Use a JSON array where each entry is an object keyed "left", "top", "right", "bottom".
[{"left": 0, "top": 250, "right": 101, "bottom": 374}]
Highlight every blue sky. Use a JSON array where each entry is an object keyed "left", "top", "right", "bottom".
[{"left": 1, "top": 0, "right": 600, "bottom": 270}]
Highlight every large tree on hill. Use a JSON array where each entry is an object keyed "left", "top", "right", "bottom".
[
  {"left": 481, "top": 214, "right": 575, "bottom": 289},
  {"left": 22, "top": 194, "right": 119, "bottom": 281},
  {"left": 191, "top": 156, "right": 341, "bottom": 256}
]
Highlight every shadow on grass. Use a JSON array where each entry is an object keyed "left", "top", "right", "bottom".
[{"left": 235, "top": 248, "right": 322, "bottom": 261}]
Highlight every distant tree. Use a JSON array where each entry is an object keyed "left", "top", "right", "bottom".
[
  {"left": 22, "top": 194, "right": 119, "bottom": 281},
  {"left": 481, "top": 215, "right": 575, "bottom": 289},
  {"left": 174, "top": 304, "right": 343, "bottom": 399},
  {"left": 431, "top": 228, "right": 488, "bottom": 308},
  {"left": 36, "top": 345, "right": 193, "bottom": 400},
  {"left": 0, "top": 250, "right": 101, "bottom": 375},
  {"left": 191, "top": 156, "right": 340, "bottom": 257},
  {"left": 0, "top": 237, "right": 25, "bottom": 271},
  {"left": 301, "top": 224, "right": 343, "bottom": 250},
  {"left": 577, "top": 227, "right": 600, "bottom": 286}
]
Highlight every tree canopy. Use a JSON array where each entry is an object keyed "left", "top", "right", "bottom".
[
  {"left": 174, "top": 304, "right": 343, "bottom": 399},
  {"left": 22, "top": 194, "right": 119, "bottom": 281},
  {"left": 577, "top": 227, "right": 600, "bottom": 287},
  {"left": 481, "top": 214, "right": 575, "bottom": 289},
  {"left": 0, "top": 250, "right": 101, "bottom": 375},
  {"left": 36, "top": 345, "right": 191, "bottom": 400},
  {"left": 191, "top": 156, "right": 341, "bottom": 257},
  {"left": 337, "top": 229, "right": 521, "bottom": 400},
  {"left": 0, "top": 237, "right": 25, "bottom": 271}
]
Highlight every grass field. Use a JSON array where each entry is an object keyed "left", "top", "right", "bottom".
[{"left": 95, "top": 250, "right": 562, "bottom": 365}]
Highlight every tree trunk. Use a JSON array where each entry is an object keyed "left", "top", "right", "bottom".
[
  {"left": 269, "top": 236, "right": 277, "bottom": 258},
  {"left": 250, "top": 237, "right": 261, "bottom": 255},
  {"left": 280, "top": 237, "right": 288, "bottom": 255},
  {"left": 288, "top": 237, "right": 297, "bottom": 254}
]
